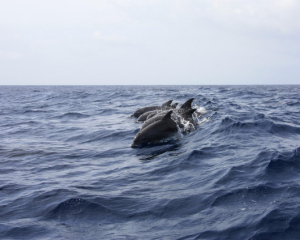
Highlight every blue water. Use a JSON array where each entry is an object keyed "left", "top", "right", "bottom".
[{"left": 1, "top": 85, "right": 300, "bottom": 240}]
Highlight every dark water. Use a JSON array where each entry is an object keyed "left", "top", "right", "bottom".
[{"left": 1, "top": 85, "right": 300, "bottom": 240}]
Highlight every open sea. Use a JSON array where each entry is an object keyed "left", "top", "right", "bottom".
[{"left": 0, "top": 85, "right": 300, "bottom": 240}]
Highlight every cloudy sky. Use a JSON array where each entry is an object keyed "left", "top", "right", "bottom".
[{"left": 0, "top": 0, "right": 299, "bottom": 85}]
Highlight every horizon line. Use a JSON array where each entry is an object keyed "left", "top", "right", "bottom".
[{"left": 0, "top": 84, "right": 299, "bottom": 86}]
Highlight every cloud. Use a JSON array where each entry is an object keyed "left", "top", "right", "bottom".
[{"left": 0, "top": 0, "right": 300, "bottom": 84}]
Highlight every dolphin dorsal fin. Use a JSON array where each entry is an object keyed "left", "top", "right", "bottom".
[
  {"left": 162, "top": 100, "right": 173, "bottom": 107},
  {"left": 183, "top": 108, "right": 196, "bottom": 117},
  {"left": 180, "top": 98, "right": 194, "bottom": 110},
  {"left": 162, "top": 110, "right": 173, "bottom": 120},
  {"left": 171, "top": 103, "right": 178, "bottom": 109}
]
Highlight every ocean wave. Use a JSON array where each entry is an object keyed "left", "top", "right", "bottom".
[
  {"left": 286, "top": 101, "right": 300, "bottom": 106},
  {"left": 0, "top": 225, "right": 48, "bottom": 239},
  {"left": 48, "top": 198, "right": 115, "bottom": 221},
  {"left": 53, "top": 112, "right": 90, "bottom": 120},
  {"left": 266, "top": 147, "right": 300, "bottom": 175},
  {"left": 65, "top": 129, "right": 134, "bottom": 144},
  {"left": 211, "top": 185, "right": 282, "bottom": 207},
  {"left": 22, "top": 109, "right": 49, "bottom": 114},
  {"left": 215, "top": 117, "right": 300, "bottom": 136},
  {"left": 2, "top": 148, "right": 56, "bottom": 158},
  {"left": 97, "top": 108, "right": 118, "bottom": 115}
]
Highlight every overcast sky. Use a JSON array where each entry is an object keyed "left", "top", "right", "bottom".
[{"left": 1, "top": 0, "right": 300, "bottom": 85}]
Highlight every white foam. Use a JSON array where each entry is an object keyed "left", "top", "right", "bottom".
[
  {"left": 175, "top": 124, "right": 184, "bottom": 138},
  {"left": 198, "top": 117, "right": 210, "bottom": 125},
  {"left": 172, "top": 111, "right": 196, "bottom": 134},
  {"left": 196, "top": 106, "right": 208, "bottom": 115}
]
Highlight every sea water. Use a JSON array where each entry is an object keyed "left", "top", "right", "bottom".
[{"left": 0, "top": 85, "right": 300, "bottom": 239}]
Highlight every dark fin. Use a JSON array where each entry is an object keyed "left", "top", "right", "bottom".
[
  {"left": 162, "top": 110, "right": 173, "bottom": 120},
  {"left": 171, "top": 103, "right": 178, "bottom": 109},
  {"left": 182, "top": 108, "right": 197, "bottom": 118},
  {"left": 162, "top": 100, "right": 173, "bottom": 107},
  {"left": 180, "top": 98, "right": 194, "bottom": 110}
]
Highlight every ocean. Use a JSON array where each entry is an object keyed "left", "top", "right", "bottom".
[{"left": 0, "top": 85, "right": 300, "bottom": 239}]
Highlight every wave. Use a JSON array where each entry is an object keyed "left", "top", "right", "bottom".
[
  {"left": 48, "top": 198, "right": 115, "bottom": 221},
  {"left": 266, "top": 147, "right": 300, "bottom": 176},
  {"left": 22, "top": 109, "right": 49, "bottom": 114},
  {"left": 211, "top": 185, "right": 282, "bottom": 207},
  {"left": 286, "top": 101, "right": 300, "bottom": 106},
  {"left": 215, "top": 117, "right": 300, "bottom": 136},
  {"left": 250, "top": 210, "right": 300, "bottom": 240},
  {"left": 53, "top": 112, "right": 90, "bottom": 120},
  {"left": 65, "top": 129, "right": 134, "bottom": 144},
  {"left": 1, "top": 148, "right": 56, "bottom": 158},
  {"left": 97, "top": 109, "right": 118, "bottom": 115},
  {"left": 0, "top": 225, "right": 48, "bottom": 239}
]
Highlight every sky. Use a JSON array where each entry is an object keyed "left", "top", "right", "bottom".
[{"left": 0, "top": 0, "right": 300, "bottom": 85}]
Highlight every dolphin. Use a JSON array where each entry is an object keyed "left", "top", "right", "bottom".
[
  {"left": 144, "top": 102, "right": 178, "bottom": 121},
  {"left": 181, "top": 108, "right": 197, "bottom": 122},
  {"left": 180, "top": 108, "right": 198, "bottom": 129},
  {"left": 141, "top": 108, "right": 197, "bottom": 130},
  {"left": 146, "top": 110, "right": 168, "bottom": 120},
  {"left": 140, "top": 98, "right": 195, "bottom": 128},
  {"left": 137, "top": 102, "right": 179, "bottom": 121},
  {"left": 137, "top": 110, "right": 160, "bottom": 122},
  {"left": 171, "top": 103, "right": 178, "bottom": 109},
  {"left": 146, "top": 111, "right": 160, "bottom": 120},
  {"left": 131, "top": 111, "right": 178, "bottom": 147},
  {"left": 138, "top": 102, "right": 178, "bottom": 122},
  {"left": 140, "top": 111, "right": 170, "bottom": 130},
  {"left": 176, "top": 98, "right": 194, "bottom": 114},
  {"left": 132, "top": 100, "right": 173, "bottom": 118}
]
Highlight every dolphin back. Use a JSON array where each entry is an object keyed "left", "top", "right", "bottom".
[
  {"left": 132, "top": 110, "right": 178, "bottom": 147},
  {"left": 133, "top": 106, "right": 160, "bottom": 118},
  {"left": 162, "top": 110, "right": 173, "bottom": 120},
  {"left": 182, "top": 108, "right": 197, "bottom": 118},
  {"left": 162, "top": 100, "right": 173, "bottom": 107},
  {"left": 171, "top": 103, "right": 178, "bottom": 109}
]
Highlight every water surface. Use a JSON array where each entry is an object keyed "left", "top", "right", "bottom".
[{"left": 1, "top": 85, "right": 300, "bottom": 239}]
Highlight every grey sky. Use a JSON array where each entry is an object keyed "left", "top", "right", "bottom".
[{"left": 1, "top": 0, "right": 300, "bottom": 85}]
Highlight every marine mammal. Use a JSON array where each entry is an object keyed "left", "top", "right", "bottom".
[
  {"left": 137, "top": 110, "right": 160, "bottom": 122},
  {"left": 131, "top": 111, "right": 178, "bottom": 147},
  {"left": 132, "top": 100, "right": 173, "bottom": 118},
  {"left": 140, "top": 108, "right": 197, "bottom": 131},
  {"left": 171, "top": 103, "right": 178, "bottom": 109},
  {"left": 146, "top": 103, "right": 177, "bottom": 120},
  {"left": 176, "top": 98, "right": 194, "bottom": 114},
  {"left": 140, "top": 111, "right": 169, "bottom": 130},
  {"left": 142, "top": 98, "right": 194, "bottom": 122}
]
